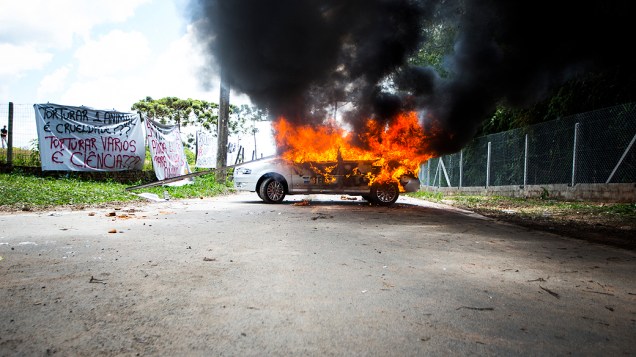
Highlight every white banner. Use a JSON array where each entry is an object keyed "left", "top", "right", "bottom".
[
  {"left": 144, "top": 118, "right": 191, "bottom": 180},
  {"left": 34, "top": 103, "right": 145, "bottom": 171},
  {"left": 195, "top": 131, "right": 217, "bottom": 168}
]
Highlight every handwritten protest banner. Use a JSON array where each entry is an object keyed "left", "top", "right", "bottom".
[
  {"left": 34, "top": 103, "right": 145, "bottom": 171},
  {"left": 144, "top": 118, "right": 191, "bottom": 180},
  {"left": 195, "top": 130, "right": 217, "bottom": 168}
]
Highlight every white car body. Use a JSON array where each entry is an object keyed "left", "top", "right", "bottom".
[{"left": 232, "top": 156, "right": 420, "bottom": 205}]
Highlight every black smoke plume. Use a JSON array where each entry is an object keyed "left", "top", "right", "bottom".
[{"left": 190, "top": 0, "right": 634, "bottom": 155}]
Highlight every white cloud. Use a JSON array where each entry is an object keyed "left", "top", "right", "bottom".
[
  {"left": 0, "top": 0, "right": 152, "bottom": 104},
  {"left": 0, "top": 0, "right": 150, "bottom": 49},
  {"left": 144, "top": 26, "right": 253, "bottom": 105},
  {"left": 59, "top": 75, "right": 144, "bottom": 110},
  {"left": 0, "top": 0, "right": 255, "bottom": 112},
  {"left": 145, "top": 25, "right": 217, "bottom": 99},
  {"left": 36, "top": 65, "right": 71, "bottom": 101},
  {"left": 0, "top": 44, "right": 53, "bottom": 76},
  {"left": 56, "top": 27, "right": 207, "bottom": 111},
  {"left": 75, "top": 30, "right": 151, "bottom": 78}
]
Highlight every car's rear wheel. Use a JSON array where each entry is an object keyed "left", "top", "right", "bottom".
[
  {"left": 370, "top": 183, "right": 399, "bottom": 206},
  {"left": 259, "top": 177, "right": 286, "bottom": 203}
]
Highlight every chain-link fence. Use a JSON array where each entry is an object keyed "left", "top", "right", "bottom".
[
  {"left": 4, "top": 101, "right": 636, "bottom": 186},
  {"left": 422, "top": 102, "right": 636, "bottom": 187},
  {"left": 0, "top": 103, "right": 40, "bottom": 166}
]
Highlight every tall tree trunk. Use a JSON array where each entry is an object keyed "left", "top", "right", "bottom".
[{"left": 217, "top": 71, "right": 230, "bottom": 182}]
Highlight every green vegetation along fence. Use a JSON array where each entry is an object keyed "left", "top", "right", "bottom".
[
  {"left": 421, "top": 102, "right": 636, "bottom": 187},
  {"left": 0, "top": 103, "right": 156, "bottom": 183},
  {"left": 0, "top": 103, "right": 40, "bottom": 166},
  {"left": 4, "top": 101, "right": 636, "bottom": 188}
]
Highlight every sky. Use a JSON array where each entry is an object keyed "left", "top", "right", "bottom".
[
  {"left": 0, "top": 0, "right": 275, "bottom": 155},
  {"left": 0, "top": 0, "right": 251, "bottom": 111}
]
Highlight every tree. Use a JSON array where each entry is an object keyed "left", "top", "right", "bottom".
[
  {"left": 408, "top": 4, "right": 460, "bottom": 78},
  {"left": 407, "top": 1, "right": 636, "bottom": 136},
  {"left": 217, "top": 73, "right": 231, "bottom": 182},
  {"left": 232, "top": 104, "right": 269, "bottom": 160},
  {"left": 131, "top": 96, "right": 219, "bottom": 130},
  {"left": 409, "top": 26, "right": 457, "bottom": 78}
]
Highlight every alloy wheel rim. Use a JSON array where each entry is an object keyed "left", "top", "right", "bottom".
[
  {"left": 377, "top": 185, "right": 398, "bottom": 202},
  {"left": 267, "top": 181, "right": 284, "bottom": 201}
]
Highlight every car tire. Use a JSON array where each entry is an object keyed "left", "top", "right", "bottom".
[
  {"left": 259, "top": 177, "right": 286, "bottom": 204},
  {"left": 370, "top": 182, "right": 399, "bottom": 206},
  {"left": 361, "top": 195, "right": 374, "bottom": 202}
]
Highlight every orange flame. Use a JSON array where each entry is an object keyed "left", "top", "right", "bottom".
[{"left": 273, "top": 111, "right": 434, "bottom": 187}]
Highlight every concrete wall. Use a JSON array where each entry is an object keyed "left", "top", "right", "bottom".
[{"left": 422, "top": 183, "right": 636, "bottom": 203}]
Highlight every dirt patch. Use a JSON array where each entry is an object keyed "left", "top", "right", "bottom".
[
  {"left": 442, "top": 199, "right": 636, "bottom": 250},
  {"left": 0, "top": 201, "right": 153, "bottom": 214}
]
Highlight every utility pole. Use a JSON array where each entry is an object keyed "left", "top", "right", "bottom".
[{"left": 217, "top": 70, "right": 230, "bottom": 183}]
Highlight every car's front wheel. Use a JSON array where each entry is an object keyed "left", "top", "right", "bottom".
[
  {"left": 259, "top": 177, "right": 286, "bottom": 203},
  {"left": 370, "top": 182, "right": 399, "bottom": 206}
]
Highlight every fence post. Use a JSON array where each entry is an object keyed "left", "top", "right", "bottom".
[
  {"left": 459, "top": 149, "right": 463, "bottom": 189},
  {"left": 486, "top": 141, "right": 491, "bottom": 188},
  {"left": 523, "top": 133, "right": 528, "bottom": 189},
  {"left": 437, "top": 159, "right": 442, "bottom": 188},
  {"left": 426, "top": 160, "right": 431, "bottom": 186},
  {"left": 606, "top": 133, "right": 636, "bottom": 184},
  {"left": 7, "top": 102, "right": 13, "bottom": 166},
  {"left": 439, "top": 158, "right": 451, "bottom": 187},
  {"left": 571, "top": 122, "right": 579, "bottom": 187}
]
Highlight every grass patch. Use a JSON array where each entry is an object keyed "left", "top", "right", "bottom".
[
  {"left": 405, "top": 190, "right": 444, "bottom": 202},
  {"left": 0, "top": 171, "right": 232, "bottom": 211},
  {"left": 128, "top": 172, "right": 232, "bottom": 199},
  {"left": 407, "top": 191, "right": 636, "bottom": 250},
  {"left": 0, "top": 172, "right": 141, "bottom": 210},
  {"left": 0, "top": 146, "right": 41, "bottom": 166},
  {"left": 407, "top": 191, "right": 636, "bottom": 221}
]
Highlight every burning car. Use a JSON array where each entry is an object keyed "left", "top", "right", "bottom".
[{"left": 232, "top": 156, "right": 420, "bottom": 206}]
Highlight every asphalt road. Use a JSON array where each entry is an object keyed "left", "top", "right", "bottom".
[{"left": 0, "top": 193, "right": 634, "bottom": 356}]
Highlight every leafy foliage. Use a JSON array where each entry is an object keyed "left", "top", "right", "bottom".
[
  {"left": 408, "top": 2, "right": 636, "bottom": 136},
  {"left": 131, "top": 96, "right": 268, "bottom": 138},
  {"left": 409, "top": 21, "right": 458, "bottom": 78},
  {"left": 131, "top": 96, "right": 220, "bottom": 131},
  {"left": 231, "top": 104, "right": 270, "bottom": 158}
]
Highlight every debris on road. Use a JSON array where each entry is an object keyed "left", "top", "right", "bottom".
[
  {"left": 540, "top": 286, "right": 560, "bottom": 299},
  {"left": 89, "top": 276, "right": 107, "bottom": 284},
  {"left": 584, "top": 290, "right": 615, "bottom": 296},
  {"left": 292, "top": 199, "right": 311, "bottom": 206},
  {"left": 133, "top": 192, "right": 167, "bottom": 202},
  {"left": 456, "top": 306, "right": 495, "bottom": 311},
  {"left": 311, "top": 213, "right": 333, "bottom": 220}
]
